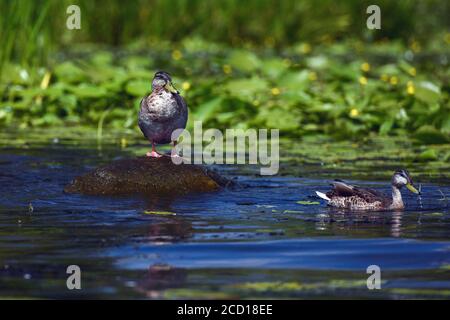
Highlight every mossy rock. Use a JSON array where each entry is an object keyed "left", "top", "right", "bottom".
[{"left": 64, "top": 156, "right": 232, "bottom": 196}]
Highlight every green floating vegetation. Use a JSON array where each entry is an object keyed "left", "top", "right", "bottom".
[
  {"left": 143, "top": 210, "right": 176, "bottom": 216},
  {"left": 233, "top": 281, "right": 303, "bottom": 292},
  {"left": 280, "top": 135, "right": 450, "bottom": 181},
  {"left": 426, "top": 212, "right": 444, "bottom": 216},
  {"left": 163, "top": 288, "right": 232, "bottom": 300},
  {"left": 283, "top": 210, "right": 304, "bottom": 214},
  {"left": 417, "top": 149, "right": 439, "bottom": 161},
  {"left": 231, "top": 279, "right": 373, "bottom": 293},
  {"left": 0, "top": 1, "right": 448, "bottom": 145},
  {"left": 0, "top": 37, "right": 449, "bottom": 144},
  {"left": 158, "top": 278, "right": 450, "bottom": 299},
  {"left": 389, "top": 288, "right": 450, "bottom": 297},
  {"left": 297, "top": 201, "right": 320, "bottom": 205}
]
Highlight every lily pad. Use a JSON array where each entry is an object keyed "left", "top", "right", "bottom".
[
  {"left": 125, "top": 80, "right": 150, "bottom": 97},
  {"left": 227, "top": 50, "right": 261, "bottom": 72},
  {"left": 415, "top": 81, "right": 441, "bottom": 104},
  {"left": 297, "top": 201, "right": 320, "bottom": 205},
  {"left": 194, "top": 97, "right": 224, "bottom": 122},
  {"left": 54, "top": 62, "right": 87, "bottom": 83},
  {"left": 417, "top": 149, "right": 438, "bottom": 161},
  {"left": 223, "top": 77, "right": 268, "bottom": 99},
  {"left": 143, "top": 210, "right": 176, "bottom": 216},
  {"left": 69, "top": 84, "right": 107, "bottom": 98},
  {"left": 414, "top": 126, "right": 449, "bottom": 144}
]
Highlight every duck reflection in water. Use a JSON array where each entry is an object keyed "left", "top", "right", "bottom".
[{"left": 314, "top": 210, "right": 404, "bottom": 238}]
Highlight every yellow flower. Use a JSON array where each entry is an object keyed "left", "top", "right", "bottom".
[
  {"left": 271, "top": 87, "right": 281, "bottom": 96},
  {"left": 182, "top": 81, "right": 191, "bottom": 91},
  {"left": 120, "top": 138, "right": 127, "bottom": 148},
  {"left": 350, "top": 108, "right": 359, "bottom": 117},
  {"left": 171, "top": 49, "right": 183, "bottom": 61},
  {"left": 380, "top": 74, "right": 389, "bottom": 82},
  {"left": 222, "top": 64, "right": 232, "bottom": 74},
  {"left": 359, "top": 76, "right": 368, "bottom": 85},
  {"left": 390, "top": 76, "right": 398, "bottom": 85},
  {"left": 300, "top": 43, "right": 312, "bottom": 54},
  {"left": 406, "top": 81, "right": 415, "bottom": 95},
  {"left": 409, "top": 67, "right": 416, "bottom": 76},
  {"left": 308, "top": 71, "right": 317, "bottom": 81},
  {"left": 361, "top": 62, "right": 370, "bottom": 72}
]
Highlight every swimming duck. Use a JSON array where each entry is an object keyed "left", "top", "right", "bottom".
[
  {"left": 138, "top": 71, "right": 188, "bottom": 157},
  {"left": 315, "top": 169, "right": 420, "bottom": 211}
]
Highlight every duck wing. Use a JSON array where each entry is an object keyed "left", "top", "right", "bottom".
[
  {"left": 174, "top": 93, "right": 188, "bottom": 115},
  {"left": 355, "top": 187, "right": 386, "bottom": 198},
  {"left": 327, "top": 180, "right": 356, "bottom": 197},
  {"left": 353, "top": 186, "right": 390, "bottom": 204},
  {"left": 172, "top": 93, "right": 188, "bottom": 128},
  {"left": 326, "top": 180, "right": 389, "bottom": 204}
]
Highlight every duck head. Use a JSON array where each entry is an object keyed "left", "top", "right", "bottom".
[
  {"left": 392, "top": 169, "right": 420, "bottom": 194},
  {"left": 152, "top": 71, "right": 179, "bottom": 94}
]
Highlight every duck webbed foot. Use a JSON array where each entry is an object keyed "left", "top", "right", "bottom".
[
  {"left": 146, "top": 151, "right": 163, "bottom": 158},
  {"left": 146, "top": 142, "right": 163, "bottom": 158}
]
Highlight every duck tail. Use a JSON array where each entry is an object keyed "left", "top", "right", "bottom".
[{"left": 315, "top": 191, "right": 330, "bottom": 201}]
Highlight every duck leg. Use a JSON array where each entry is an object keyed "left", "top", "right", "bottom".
[{"left": 146, "top": 142, "right": 163, "bottom": 158}]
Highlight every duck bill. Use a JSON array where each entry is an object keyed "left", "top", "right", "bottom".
[
  {"left": 165, "top": 82, "right": 179, "bottom": 94},
  {"left": 406, "top": 183, "right": 419, "bottom": 194}
]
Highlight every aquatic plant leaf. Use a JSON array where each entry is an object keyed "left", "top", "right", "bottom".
[
  {"left": 379, "top": 119, "right": 394, "bottom": 135},
  {"left": 414, "top": 126, "right": 449, "bottom": 144},
  {"left": 143, "top": 210, "right": 176, "bottom": 215},
  {"left": 278, "top": 70, "right": 310, "bottom": 90},
  {"left": 306, "top": 56, "right": 329, "bottom": 69},
  {"left": 69, "top": 84, "right": 107, "bottom": 98},
  {"left": 227, "top": 50, "right": 261, "bottom": 72},
  {"left": 54, "top": 62, "right": 87, "bottom": 83},
  {"left": 223, "top": 77, "right": 268, "bottom": 99},
  {"left": 261, "top": 58, "right": 288, "bottom": 79},
  {"left": 121, "top": 55, "right": 154, "bottom": 70},
  {"left": 296, "top": 201, "right": 320, "bottom": 205},
  {"left": 415, "top": 81, "right": 441, "bottom": 104},
  {"left": 125, "top": 80, "right": 149, "bottom": 97},
  {"left": 194, "top": 97, "right": 223, "bottom": 122},
  {"left": 283, "top": 210, "right": 304, "bottom": 214},
  {"left": 233, "top": 281, "right": 302, "bottom": 292},
  {"left": 258, "top": 108, "right": 300, "bottom": 130},
  {"left": 90, "top": 51, "right": 113, "bottom": 66},
  {"left": 417, "top": 149, "right": 438, "bottom": 161}
]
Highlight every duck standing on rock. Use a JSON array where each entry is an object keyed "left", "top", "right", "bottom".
[
  {"left": 315, "top": 169, "right": 420, "bottom": 211},
  {"left": 138, "top": 71, "right": 188, "bottom": 157}
]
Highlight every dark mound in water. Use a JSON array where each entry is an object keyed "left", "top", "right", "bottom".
[{"left": 64, "top": 156, "right": 232, "bottom": 196}]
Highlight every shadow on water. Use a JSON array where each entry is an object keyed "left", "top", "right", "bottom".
[{"left": 0, "top": 130, "right": 449, "bottom": 299}]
